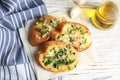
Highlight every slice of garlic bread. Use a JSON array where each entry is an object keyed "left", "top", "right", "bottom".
[
  {"left": 51, "top": 22, "right": 92, "bottom": 52},
  {"left": 35, "top": 41, "right": 79, "bottom": 72},
  {"left": 28, "top": 15, "right": 66, "bottom": 46}
]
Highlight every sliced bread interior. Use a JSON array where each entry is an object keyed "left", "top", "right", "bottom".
[
  {"left": 51, "top": 22, "right": 92, "bottom": 52},
  {"left": 29, "top": 15, "right": 66, "bottom": 46}
]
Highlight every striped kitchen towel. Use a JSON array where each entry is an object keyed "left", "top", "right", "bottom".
[{"left": 0, "top": 0, "right": 47, "bottom": 80}]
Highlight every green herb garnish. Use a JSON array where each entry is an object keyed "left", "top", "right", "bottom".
[
  {"left": 43, "top": 25, "right": 49, "bottom": 29},
  {"left": 57, "top": 34, "right": 65, "bottom": 40},
  {"left": 83, "top": 38, "right": 87, "bottom": 44},
  {"left": 35, "top": 28, "right": 49, "bottom": 36},
  {"left": 35, "top": 22, "right": 40, "bottom": 26},
  {"left": 50, "top": 19, "right": 58, "bottom": 28},
  {"left": 39, "top": 16, "right": 46, "bottom": 23},
  {"left": 80, "top": 30, "right": 85, "bottom": 35},
  {"left": 35, "top": 28, "right": 42, "bottom": 33},
  {"left": 68, "top": 66, "right": 71, "bottom": 70},
  {"left": 43, "top": 47, "right": 75, "bottom": 69},
  {"left": 44, "top": 58, "right": 52, "bottom": 65},
  {"left": 69, "top": 37, "right": 75, "bottom": 42}
]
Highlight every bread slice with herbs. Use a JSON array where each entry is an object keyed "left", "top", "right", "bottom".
[
  {"left": 35, "top": 41, "right": 79, "bottom": 72},
  {"left": 28, "top": 15, "right": 66, "bottom": 46},
  {"left": 51, "top": 22, "right": 92, "bottom": 52}
]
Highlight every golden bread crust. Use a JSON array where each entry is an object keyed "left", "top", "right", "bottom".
[
  {"left": 35, "top": 41, "right": 79, "bottom": 72},
  {"left": 51, "top": 22, "right": 92, "bottom": 52},
  {"left": 29, "top": 15, "right": 66, "bottom": 46}
]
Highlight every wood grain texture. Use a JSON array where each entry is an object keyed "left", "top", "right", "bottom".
[{"left": 44, "top": 0, "right": 120, "bottom": 80}]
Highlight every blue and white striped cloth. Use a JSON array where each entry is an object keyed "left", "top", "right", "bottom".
[{"left": 0, "top": 0, "right": 47, "bottom": 80}]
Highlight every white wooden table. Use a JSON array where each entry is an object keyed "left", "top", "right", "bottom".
[{"left": 44, "top": 0, "right": 120, "bottom": 80}]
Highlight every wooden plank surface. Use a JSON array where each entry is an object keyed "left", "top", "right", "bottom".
[{"left": 44, "top": 0, "right": 120, "bottom": 80}]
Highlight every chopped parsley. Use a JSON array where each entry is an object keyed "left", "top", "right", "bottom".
[
  {"left": 35, "top": 28, "right": 42, "bottom": 33},
  {"left": 50, "top": 19, "right": 58, "bottom": 28},
  {"left": 39, "top": 16, "right": 46, "bottom": 23},
  {"left": 80, "top": 30, "right": 85, "bottom": 35},
  {"left": 69, "top": 37, "right": 75, "bottom": 42},
  {"left": 43, "top": 47, "right": 76, "bottom": 68},
  {"left": 68, "top": 66, "right": 71, "bottom": 70},
  {"left": 57, "top": 34, "right": 65, "bottom": 40},
  {"left": 44, "top": 58, "right": 52, "bottom": 66},
  {"left": 83, "top": 38, "right": 87, "bottom": 44},
  {"left": 35, "top": 28, "right": 49, "bottom": 37},
  {"left": 35, "top": 22, "right": 40, "bottom": 26},
  {"left": 43, "top": 25, "right": 49, "bottom": 29}
]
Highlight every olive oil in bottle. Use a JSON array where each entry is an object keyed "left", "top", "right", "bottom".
[{"left": 91, "top": 1, "right": 119, "bottom": 30}]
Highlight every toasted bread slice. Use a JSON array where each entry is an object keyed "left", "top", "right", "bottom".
[
  {"left": 35, "top": 41, "right": 79, "bottom": 72},
  {"left": 51, "top": 22, "right": 92, "bottom": 52},
  {"left": 28, "top": 15, "right": 66, "bottom": 46}
]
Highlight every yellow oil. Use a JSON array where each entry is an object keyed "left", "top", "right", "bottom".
[
  {"left": 91, "top": 1, "right": 119, "bottom": 30},
  {"left": 84, "top": 8, "right": 96, "bottom": 18}
]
